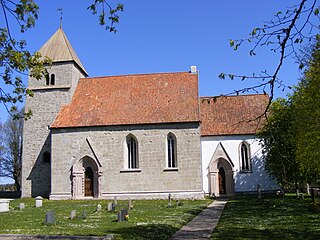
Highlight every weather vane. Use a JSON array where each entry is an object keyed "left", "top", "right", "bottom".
[{"left": 57, "top": 8, "right": 63, "bottom": 28}]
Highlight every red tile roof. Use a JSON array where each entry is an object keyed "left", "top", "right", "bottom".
[
  {"left": 200, "top": 94, "right": 268, "bottom": 136},
  {"left": 51, "top": 72, "right": 199, "bottom": 128}
]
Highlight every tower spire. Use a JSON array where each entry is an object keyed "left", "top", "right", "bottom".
[{"left": 57, "top": 8, "right": 63, "bottom": 28}]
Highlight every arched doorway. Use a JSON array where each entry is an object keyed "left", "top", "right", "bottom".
[
  {"left": 84, "top": 167, "right": 94, "bottom": 197},
  {"left": 218, "top": 167, "right": 226, "bottom": 195},
  {"left": 72, "top": 156, "right": 102, "bottom": 199}
]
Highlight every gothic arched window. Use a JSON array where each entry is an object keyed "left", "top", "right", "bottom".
[
  {"left": 240, "top": 142, "right": 251, "bottom": 172},
  {"left": 167, "top": 133, "right": 177, "bottom": 168},
  {"left": 127, "top": 135, "right": 138, "bottom": 169}
]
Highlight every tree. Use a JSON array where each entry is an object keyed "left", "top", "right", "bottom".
[
  {"left": 0, "top": 0, "right": 123, "bottom": 118},
  {"left": 259, "top": 36, "right": 320, "bottom": 191},
  {"left": 292, "top": 36, "right": 320, "bottom": 185},
  {"left": 220, "top": 0, "right": 320, "bottom": 112},
  {"left": 258, "top": 99, "right": 302, "bottom": 191},
  {"left": 0, "top": 108, "right": 24, "bottom": 191}
]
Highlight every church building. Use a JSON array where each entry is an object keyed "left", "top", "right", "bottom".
[{"left": 21, "top": 28, "right": 278, "bottom": 200}]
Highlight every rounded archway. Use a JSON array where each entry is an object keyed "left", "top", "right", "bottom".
[
  {"left": 72, "top": 156, "right": 102, "bottom": 199},
  {"left": 208, "top": 157, "right": 234, "bottom": 197}
]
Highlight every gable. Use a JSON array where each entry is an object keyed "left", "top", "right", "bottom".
[
  {"left": 200, "top": 94, "right": 268, "bottom": 136},
  {"left": 51, "top": 72, "right": 200, "bottom": 128}
]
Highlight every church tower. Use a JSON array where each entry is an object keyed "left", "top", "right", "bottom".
[{"left": 21, "top": 27, "right": 88, "bottom": 197}]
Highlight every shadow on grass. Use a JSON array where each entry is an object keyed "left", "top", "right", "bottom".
[{"left": 107, "top": 223, "right": 179, "bottom": 240}]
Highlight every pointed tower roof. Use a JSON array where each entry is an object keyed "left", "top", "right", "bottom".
[{"left": 38, "top": 28, "right": 88, "bottom": 76}]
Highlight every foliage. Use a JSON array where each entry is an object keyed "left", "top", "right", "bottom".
[
  {"left": 220, "top": 0, "right": 320, "bottom": 109},
  {"left": 0, "top": 108, "right": 23, "bottom": 191},
  {"left": 258, "top": 99, "right": 301, "bottom": 190},
  {"left": 259, "top": 36, "right": 320, "bottom": 190},
  {"left": 0, "top": 198, "right": 211, "bottom": 239},
  {"left": 211, "top": 195, "right": 320, "bottom": 239},
  {"left": 0, "top": 0, "right": 122, "bottom": 118}
]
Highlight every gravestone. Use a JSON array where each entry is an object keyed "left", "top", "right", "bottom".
[
  {"left": 0, "top": 199, "right": 10, "bottom": 212},
  {"left": 70, "top": 210, "right": 76, "bottom": 220},
  {"left": 114, "top": 196, "right": 117, "bottom": 205},
  {"left": 96, "top": 204, "right": 102, "bottom": 212},
  {"left": 45, "top": 211, "right": 55, "bottom": 224},
  {"left": 82, "top": 211, "right": 87, "bottom": 219},
  {"left": 35, "top": 196, "right": 43, "bottom": 207},
  {"left": 117, "top": 209, "right": 128, "bottom": 222},
  {"left": 257, "top": 184, "right": 262, "bottom": 200},
  {"left": 108, "top": 202, "right": 115, "bottom": 212},
  {"left": 128, "top": 199, "right": 132, "bottom": 210},
  {"left": 168, "top": 193, "right": 172, "bottom": 208},
  {"left": 19, "top": 203, "right": 25, "bottom": 210}
]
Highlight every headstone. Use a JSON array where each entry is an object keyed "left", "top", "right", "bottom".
[
  {"left": 114, "top": 196, "right": 117, "bottom": 205},
  {"left": 128, "top": 199, "right": 132, "bottom": 210},
  {"left": 0, "top": 199, "right": 10, "bottom": 212},
  {"left": 35, "top": 196, "right": 43, "bottom": 207},
  {"left": 96, "top": 204, "right": 102, "bottom": 212},
  {"left": 168, "top": 193, "right": 172, "bottom": 208},
  {"left": 70, "top": 210, "right": 76, "bottom": 220},
  {"left": 82, "top": 211, "right": 87, "bottom": 219},
  {"left": 257, "top": 184, "right": 262, "bottom": 200},
  {"left": 176, "top": 200, "right": 182, "bottom": 207},
  {"left": 117, "top": 209, "right": 128, "bottom": 222},
  {"left": 45, "top": 211, "right": 55, "bottom": 224},
  {"left": 108, "top": 202, "right": 115, "bottom": 212},
  {"left": 20, "top": 203, "right": 25, "bottom": 210}
]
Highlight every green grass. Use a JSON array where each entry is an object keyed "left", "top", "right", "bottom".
[
  {"left": 211, "top": 194, "right": 320, "bottom": 239},
  {"left": 0, "top": 198, "right": 211, "bottom": 239}
]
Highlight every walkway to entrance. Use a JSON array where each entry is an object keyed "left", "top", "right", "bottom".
[{"left": 169, "top": 199, "right": 227, "bottom": 240}]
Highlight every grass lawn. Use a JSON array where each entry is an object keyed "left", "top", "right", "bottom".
[
  {"left": 0, "top": 198, "right": 211, "bottom": 239},
  {"left": 211, "top": 194, "right": 320, "bottom": 239}
]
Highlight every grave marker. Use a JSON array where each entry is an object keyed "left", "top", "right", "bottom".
[
  {"left": 35, "top": 196, "right": 43, "bottom": 207},
  {"left": 70, "top": 210, "right": 76, "bottom": 220},
  {"left": 19, "top": 203, "right": 25, "bottom": 210},
  {"left": 108, "top": 202, "right": 115, "bottom": 212},
  {"left": 117, "top": 209, "right": 128, "bottom": 222},
  {"left": 45, "top": 211, "right": 55, "bottom": 224}
]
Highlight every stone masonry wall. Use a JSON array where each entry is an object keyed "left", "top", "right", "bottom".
[
  {"left": 21, "top": 62, "right": 86, "bottom": 198},
  {"left": 50, "top": 123, "right": 203, "bottom": 200}
]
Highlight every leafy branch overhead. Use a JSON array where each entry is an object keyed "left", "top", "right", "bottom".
[
  {"left": 87, "top": 0, "right": 124, "bottom": 33},
  {"left": 221, "top": 0, "right": 319, "bottom": 107},
  {"left": 0, "top": 0, "right": 123, "bottom": 118}
]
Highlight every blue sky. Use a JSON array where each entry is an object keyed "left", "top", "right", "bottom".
[{"left": 0, "top": 0, "right": 306, "bottom": 183}]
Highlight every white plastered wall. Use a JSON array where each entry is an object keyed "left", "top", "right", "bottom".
[{"left": 201, "top": 135, "right": 279, "bottom": 194}]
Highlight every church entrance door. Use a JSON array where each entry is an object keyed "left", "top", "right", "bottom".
[
  {"left": 218, "top": 167, "right": 226, "bottom": 195},
  {"left": 85, "top": 167, "right": 94, "bottom": 197}
]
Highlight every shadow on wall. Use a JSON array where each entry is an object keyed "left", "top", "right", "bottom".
[
  {"left": 234, "top": 155, "right": 279, "bottom": 192},
  {"left": 27, "top": 134, "right": 51, "bottom": 198}
]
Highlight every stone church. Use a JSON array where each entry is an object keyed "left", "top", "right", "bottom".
[{"left": 21, "top": 27, "right": 278, "bottom": 200}]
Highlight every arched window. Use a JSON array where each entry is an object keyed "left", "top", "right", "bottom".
[
  {"left": 127, "top": 135, "right": 138, "bottom": 169},
  {"left": 50, "top": 74, "right": 55, "bottom": 85},
  {"left": 43, "top": 151, "right": 51, "bottom": 163},
  {"left": 45, "top": 73, "right": 50, "bottom": 85},
  {"left": 240, "top": 142, "right": 251, "bottom": 172},
  {"left": 167, "top": 133, "right": 177, "bottom": 168}
]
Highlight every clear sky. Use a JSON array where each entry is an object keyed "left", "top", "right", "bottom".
[{"left": 0, "top": 0, "right": 306, "bottom": 183}]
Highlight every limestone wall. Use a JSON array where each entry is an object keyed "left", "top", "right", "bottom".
[{"left": 50, "top": 123, "right": 203, "bottom": 200}]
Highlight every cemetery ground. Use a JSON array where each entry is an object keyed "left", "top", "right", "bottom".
[
  {"left": 211, "top": 194, "right": 320, "bottom": 239},
  {"left": 0, "top": 198, "right": 211, "bottom": 239}
]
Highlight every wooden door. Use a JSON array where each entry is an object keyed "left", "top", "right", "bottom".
[
  {"left": 218, "top": 167, "right": 226, "bottom": 195},
  {"left": 85, "top": 167, "right": 94, "bottom": 197}
]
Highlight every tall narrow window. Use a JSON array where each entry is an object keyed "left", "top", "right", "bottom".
[
  {"left": 50, "top": 74, "right": 55, "bottom": 85},
  {"left": 167, "top": 133, "right": 177, "bottom": 168},
  {"left": 43, "top": 151, "right": 51, "bottom": 163},
  {"left": 240, "top": 142, "right": 251, "bottom": 172},
  {"left": 127, "top": 135, "right": 138, "bottom": 169},
  {"left": 45, "top": 73, "right": 50, "bottom": 85}
]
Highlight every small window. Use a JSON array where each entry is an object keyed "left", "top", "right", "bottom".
[
  {"left": 167, "top": 133, "right": 177, "bottom": 168},
  {"left": 43, "top": 151, "right": 51, "bottom": 163},
  {"left": 127, "top": 135, "right": 138, "bottom": 169},
  {"left": 50, "top": 74, "right": 55, "bottom": 85},
  {"left": 240, "top": 142, "right": 251, "bottom": 172}
]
